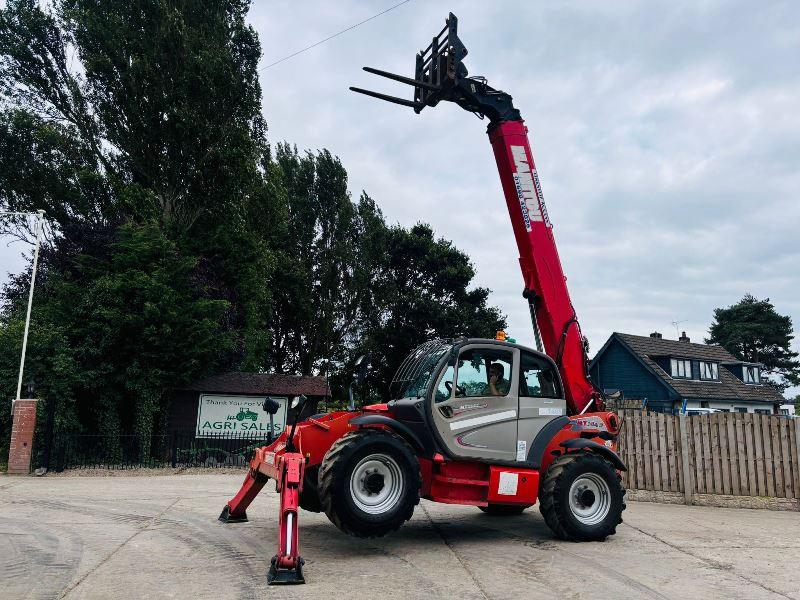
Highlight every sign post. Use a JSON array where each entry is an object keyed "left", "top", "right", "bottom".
[{"left": 3, "top": 209, "right": 45, "bottom": 474}]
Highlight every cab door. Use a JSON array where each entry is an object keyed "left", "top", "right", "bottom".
[
  {"left": 516, "top": 350, "right": 567, "bottom": 456},
  {"left": 430, "top": 344, "right": 518, "bottom": 462}
]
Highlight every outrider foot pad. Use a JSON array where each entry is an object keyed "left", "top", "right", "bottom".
[
  {"left": 267, "top": 556, "right": 305, "bottom": 585},
  {"left": 218, "top": 505, "right": 248, "bottom": 523}
]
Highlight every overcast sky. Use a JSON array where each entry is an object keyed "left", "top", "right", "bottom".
[{"left": 2, "top": 0, "right": 798, "bottom": 394}]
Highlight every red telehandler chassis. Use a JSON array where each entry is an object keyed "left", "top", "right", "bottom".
[{"left": 220, "top": 14, "right": 626, "bottom": 585}]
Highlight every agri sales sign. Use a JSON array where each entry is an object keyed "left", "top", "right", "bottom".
[{"left": 196, "top": 394, "right": 287, "bottom": 438}]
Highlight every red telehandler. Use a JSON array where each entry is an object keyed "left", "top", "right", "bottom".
[{"left": 220, "top": 13, "right": 626, "bottom": 585}]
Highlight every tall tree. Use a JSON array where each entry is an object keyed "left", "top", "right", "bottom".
[
  {"left": 0, "top": 0, "right": 267, "bottom": 230},
  {"left": 354, "top": 223, "right": 506, "bottom": 399},
  {"left": 0, "top": 0, "right": 273, "bottom": 452},
  {"left": 265, "top": 144, "right": 407, "bottom": 377},
  {"left": 0, "top": 0, "right": 507, "bottom": 461},
  {"left": 707, "top": 294, "right": 799, "bottom": 393}
]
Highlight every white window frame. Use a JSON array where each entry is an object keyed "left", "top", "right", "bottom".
[
  {"left": 670, "top": 358, "right": 692, "bottom": 378},
  {"left": 699, "top": 361, "right": 719, "bottom": 380},
  {"left": 743, "top": 365, "right": 760, "bottom": 384}
]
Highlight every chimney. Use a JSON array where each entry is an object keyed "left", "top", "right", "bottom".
[
  {"left": 679, "top": 331, "right": 690, "bottom": 343},
  {"left": 650, "top": 332, "right": 662, "bottom": 339}
]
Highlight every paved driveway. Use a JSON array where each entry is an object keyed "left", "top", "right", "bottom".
[{"left": 1, "top": 473, "right": 798, "bottom": 599}]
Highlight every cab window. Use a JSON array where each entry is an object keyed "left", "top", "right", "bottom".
[
  {"left": 434, "top": 364, "right": 455, "bottom": 403},
  {"left": 455, "top": 348, "right": 513, "bottom": 398},
  {"left": 519, "top": 352, "right": 561, "bottom": 398}
]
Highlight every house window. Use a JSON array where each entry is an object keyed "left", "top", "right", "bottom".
[
  {"left": 670, "top": 358, "right": 691, "bottom": 378},
  {"left": 743, "top": 365, "right": 760, "bottom": 384},
  {"left": 699, "top": 361, "right": 719, "bottom": 380},
  {"left": 754, "top": 409, "right": 771, "bottom": 415},
  {"left": 735, "top": 407, "right": 747, "bottom": 413}
]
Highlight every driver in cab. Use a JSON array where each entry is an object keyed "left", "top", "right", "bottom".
[{"left": 484, "top": 363, "right": 510, "bottom": 396}]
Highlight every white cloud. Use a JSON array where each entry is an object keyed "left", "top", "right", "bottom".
[
  {"left": 256, "top": 0, "right": 800, "bottom": 394},
  {"left": 2, "top": 0, "right": 798, "bottom": 395}
]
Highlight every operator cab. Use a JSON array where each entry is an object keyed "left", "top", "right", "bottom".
[{"left": 387, "top": 338, "right": 567, "bottom": 464}]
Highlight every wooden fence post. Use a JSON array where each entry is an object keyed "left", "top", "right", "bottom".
[
  {"left": 795, "top": 418, "right": 800, "bottom": 498},
  {"left": 678, "top": 413, "right": 693, "bottom": 505}
]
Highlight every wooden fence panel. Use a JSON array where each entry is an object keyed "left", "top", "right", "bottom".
[
  {"left": 637, "top": 412, "right": 648, "bottom": 489},
  {"left": 658, "top": 413, "right": 669, "bottom": 491},
  {"left": 727, "top": 415, "right": 740, "bottom": 496},
  {"left": 615, "top": 411, "right": 798, "bottom": 501},
  {"left": 691, "top": 415, "right": 703, "bottom": 494},
  {"left": 753, "top": 415, "right": 766, "bottom": 495},
  {"left": 734, "top": 413, "right": 749, "bottom": 496},
  {"left": 711, "top": 414, "right": 723, "bottom": 494},
  {"left": 744, "top": 414, "right": 758, "bottom": 495},
  {"left": 761, "top": 416, "right": 776, "bottom": 497},
  {"left": 650, "top": 413, "right": 661, "bottom": 491},
  {"left": 779, "top": 418, "right": 792, "bottom": 498},
  {"left": 666, "top": 413, "right": 678, "bottom": 492},
  {"left": 791, "top": 419, "right": 800, "bottom": 497},
  {"left": 701, "top": 415, "right": 714, "bottom": 493},
  {"left": 771, "top": 418, "right": 784, "bottom": 497}
]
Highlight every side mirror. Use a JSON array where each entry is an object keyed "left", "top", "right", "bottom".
[
  {"left": 354, "top": 353, "right": 372, "bottom": 387},
  {"left": 291, "top": 394, "right": 307, "bottom": 410},
  {"left": 263, "top": 396, "right": 281, "bottom": 415}
]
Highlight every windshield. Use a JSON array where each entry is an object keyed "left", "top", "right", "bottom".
[{"left": 389, "top": 339, "right": 452, "bottom": 399}]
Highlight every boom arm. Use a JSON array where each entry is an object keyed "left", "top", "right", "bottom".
[{"left": 351, "top": 13, "right": 602, "bottom": 414}]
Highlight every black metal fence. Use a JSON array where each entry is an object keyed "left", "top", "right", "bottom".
[{"left": 48, "top": 431, "right": 273, "bottom": 471}]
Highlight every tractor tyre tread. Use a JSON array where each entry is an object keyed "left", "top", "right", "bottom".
[
  {"left": 318, "top": 429, "right": 420, "bottom": 538},
  {"left": 539, "top": 452, "right": 625, "bottom": 542}
]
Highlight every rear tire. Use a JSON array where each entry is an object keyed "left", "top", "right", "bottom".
[
  {"left": 539, "top": 452, "right": 625, "bottom": 541},
  {"left": 478, "top": 504, "right": 528, "bottom": 516},
  {"left": 318, "top": 429, "right": 420, "bottom": 538}
]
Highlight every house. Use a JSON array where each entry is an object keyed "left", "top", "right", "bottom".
[
  {"left": 589, "top": 331, "right": 785, "bottom": 414},
  {"left": 168, "top": 372, "right": 330, "bottom": 437}
]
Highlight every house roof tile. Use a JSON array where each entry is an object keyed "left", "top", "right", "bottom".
[{"left": 614, "top": 333, "right": 783, "bottom": 404}]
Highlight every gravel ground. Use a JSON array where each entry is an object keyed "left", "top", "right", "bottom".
[{"left": 1, "top": 471, "right": 798, "bottom": 600}]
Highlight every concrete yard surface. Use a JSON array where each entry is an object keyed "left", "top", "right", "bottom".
[{"left": 0, "top": 472, "right": 798, "bottom": 600}]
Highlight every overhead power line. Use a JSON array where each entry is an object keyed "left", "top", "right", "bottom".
[{"left": 259, "top": 0, "right": 413, "bottom": 72}]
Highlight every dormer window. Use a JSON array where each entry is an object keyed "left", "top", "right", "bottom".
[
  {"left": 699, "top": 361, "right": 719, "bottom": 380},
  {"left": 743, "top": 365, "right": 760, "bottom": 384},
  {"left": 670, "top": 358, "right": 691, "bottom": 378}
]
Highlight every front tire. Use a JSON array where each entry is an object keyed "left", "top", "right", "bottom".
[
  {"left": 318, "top": 429, "right": 420, "bottom": 538},
  {"left": 539, "top": 452, "right": 625, "bottom": 541}
]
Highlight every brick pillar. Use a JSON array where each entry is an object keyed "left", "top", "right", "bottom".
[{"left": 7, "top": 399, "right": 38, "bottom": 475}]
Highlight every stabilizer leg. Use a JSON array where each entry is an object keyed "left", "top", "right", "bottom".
[
  {"left": 219, "top": 469, "right": 268, "bottom": 523},
  {"left": 267, "top": 453, "right": 305, "bottom": 585}
]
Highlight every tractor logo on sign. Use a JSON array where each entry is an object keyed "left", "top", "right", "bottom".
[{"left": 231, "top": 407, "right": 259, "bottom": 422}]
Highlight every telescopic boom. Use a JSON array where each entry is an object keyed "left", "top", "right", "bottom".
[{"left": 351, "top": 13, "right": 602, "bottom": 415}]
